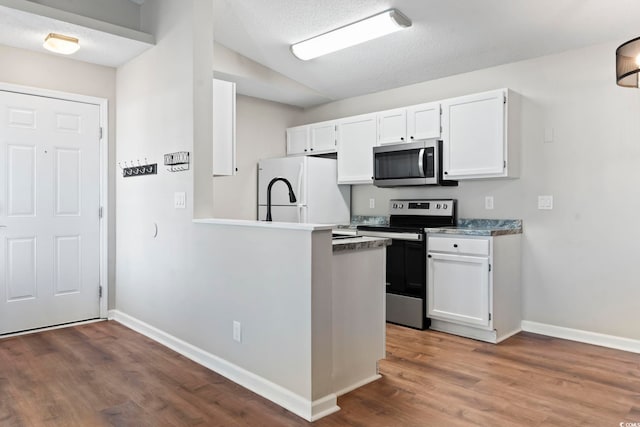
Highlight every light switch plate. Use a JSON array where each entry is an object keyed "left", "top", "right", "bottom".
[
  {"left": 538, "top": 195, "right": 553, "bottom": 210},
  {"left": 369, "top": 198, "right": 375, "bottom": 209},
  {"left": 174, "top": 192, "right": 186, "bottom": 209}
]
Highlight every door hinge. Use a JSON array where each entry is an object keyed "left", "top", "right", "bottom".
[
  {"left": 99, "top": 206, "right": 103, "bottom": 218},
  {"left": 99, "top": 127, "right": 103, "bottom": 139},
  {"left": 503, "top": 160, "right": 506, "bottom": 169},
  {"left": 99, "top": 285, "right": 103, "bottom": 298},
  {"left": 489, "top": 313, "right": 492, "bottom": 321},
  {"left": 503, "top": 95, "right": 507, "bottom": 104},
  {"left": 489, "top": 263, "right": 492, "bottom": 272}
]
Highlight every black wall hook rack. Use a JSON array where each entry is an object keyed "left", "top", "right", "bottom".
[{"left": 119, "top": 159, "right": 157, "bottom": 177}]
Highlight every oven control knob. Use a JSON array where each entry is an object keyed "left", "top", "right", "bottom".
[
  {"left": 436, "top": 204, "right": 441, "bottom": 209},
  {"left": 392, "top": 203, "right": 397, "bottom": 209},
  {"left": 443, "top": 203, "right": 448, "bottom": 209},
  {"left": 398, "top": 203, "right": 404, "bottom": 209}
]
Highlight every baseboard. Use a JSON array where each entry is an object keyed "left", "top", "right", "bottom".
[
  {"left": 108, "top": 310, "right": 339, "bottom": 421},
  {"left": 334, "top": 374, "right": 381, "bottom": 397},
  {"left": 521, "top": 320, "right": 640, "bottom": 354}
]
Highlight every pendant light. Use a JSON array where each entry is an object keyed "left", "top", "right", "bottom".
[
  {"left": 616, "top": 36, "right": 640, "bottom": 87},
  {"left": 43, "top": 33, "right": 80, "bottom": 55}
]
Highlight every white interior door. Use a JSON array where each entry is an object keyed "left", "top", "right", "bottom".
[{"left": 0, "top": 90, "right": 101, "bottom": 335}]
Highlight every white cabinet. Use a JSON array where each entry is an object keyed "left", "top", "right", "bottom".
[
  {"left": 212, "top": 78, "right": 236, "bottom": 176},
  {"left": 377, "top": 102, "right": 440, "bottom": 145},
  {"left": 310, "top": 121, "right": 337, "bottom": 153},
  {"left": 441, "top": 89, "right": 519, "bottom": 180},
  {"left": 286, "top": 125, "right": 310, "bottom": 156},
  {"left": 407, "top": 102, "right": 441, "bottom": 141},
  {"left": 427, "top": 233, "right": 521, "bottom": 343},
  {"left": 428, "top": 251, "right": 490, "bottom": 328},
  {"left": 286, "top": 121, "right": 337, "bottom": 156},
  {"left": 336, "top": 113, "right": 378, "bottom": 184},
  {"left": 377, "top": 108, "right": 407, "bottom": 145}
]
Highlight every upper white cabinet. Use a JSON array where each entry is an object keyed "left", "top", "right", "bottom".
[
  {"left": 336, "top": 113, "right": 378, "bottom": 184},
  {"left": 286, "top": 125, "right": 310, "bottom": 155},
  {"left": 310, "top": 121, "right": 337, "bottom": 153},
  {"left": 407, "top": 102, "right": 441, "bottom": 141},
  {"left": 285, "top": 88, "right": 519, "bottom": 185},
  {"left": 441, "top": 89, "right": 519, "bottom": 180},
  {"left": 377, "top": 108, "right": 407, "bottom": 145},
  {"left": 286, "top": 121, "right": 337, "bottom": 156},
  {"left": 377, "top": 102, "right": 440, "bottom": 145},
  {"left": 213, "top": 78, "right": 236, "bottom": 176}
]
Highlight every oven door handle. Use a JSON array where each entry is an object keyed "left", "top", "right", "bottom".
[
  {"left": 418, "top": 148, "right": 426, "bottom": 177},
  {"left": 358, "top": 231, "right": 423, "bottom": 241}
]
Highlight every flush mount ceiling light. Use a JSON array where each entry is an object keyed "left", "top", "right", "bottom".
[
  {"left": 43, "top": 33, "right": 80, "bottom": 55},
  {"left": 616, "top": 36, "right": 640, "bottom": 87},
  {"left": 290, "top": 9, "right": 411, "bottom": 61}
]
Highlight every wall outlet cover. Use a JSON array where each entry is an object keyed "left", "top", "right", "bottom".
[
  {"left": 485, "top": 196, "right": 494, "bottom": 210},
  {"left": 233, "top": 320, "right": 242, "bottom": 343},
  {"left": 538, "top": 195, "right": 553, "bottom": 210}
]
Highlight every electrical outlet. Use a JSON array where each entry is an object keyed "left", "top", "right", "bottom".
[
  {"left": 369, "top": 198, "right": 375, "bottom": 209},
  {"left": 538, "top": 195, "right": 553, "bottom": 210},
  {"left": 174, "top": 192, "right": 186, "bottom": 209},
  {"left": 233, "top": 321, "right": 242, "bottom": 343},
  {"left": 485, "top": 196, "right": 494, "bottom": 210}
]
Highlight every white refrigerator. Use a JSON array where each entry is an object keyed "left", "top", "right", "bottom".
[{"left": 258, "top": 156, "right": 351, "bottom": 224}]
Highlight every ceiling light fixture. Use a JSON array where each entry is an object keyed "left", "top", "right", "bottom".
[
  {"left": 616, "top": 36, "right": 640, "bottom": 87},
  {"left": 43, "top": 33, "right": 80, "bottom": 55},
  {"left": 290, "top": 9, "right": 411, "bottom": 61}
]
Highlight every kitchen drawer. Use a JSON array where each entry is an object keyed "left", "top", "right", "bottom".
[{"left": 428, "top": 236, "right": 489, "bottom": 256}]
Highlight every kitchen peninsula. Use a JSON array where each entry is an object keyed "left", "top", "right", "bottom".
[{"left": 185, "top": 218, "right": 388, "bottom": 421}]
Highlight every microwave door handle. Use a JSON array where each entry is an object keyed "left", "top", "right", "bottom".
[{"left": 418, "top": 148, "right": 426, "bottom": 177}]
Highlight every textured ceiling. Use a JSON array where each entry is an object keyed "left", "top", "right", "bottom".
[{"left": 213, "top": 0, "right": 640, "bottom": 107}]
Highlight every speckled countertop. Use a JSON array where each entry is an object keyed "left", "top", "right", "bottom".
[
  {"left": 339, "top": 216, "right": 522, "bottom": 237},
  {"left": 426, "top": 219, "right": 523, "bottom": 236},
  {"left": 332, "top": 236, "right": 391, "bottom": 253}
]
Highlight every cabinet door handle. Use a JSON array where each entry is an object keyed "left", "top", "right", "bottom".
[
  {"left": 453, "top": 244, "right": 458, "bottom": 248},
  {"left": 400, "top": 137, "right": 404, "bottom": 141},
  {"left": 427, "top": 254, "right": 432, "bottom": 258},
  {"left": 410, "top": 136, "right": 414, "bottom": 139}
]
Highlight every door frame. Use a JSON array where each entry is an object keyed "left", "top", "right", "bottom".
[{"left": 0, "top": 82, "right": 109, "bottom": 319}]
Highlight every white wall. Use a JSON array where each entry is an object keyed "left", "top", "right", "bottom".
[
  {"left": 115, "top": 0, "right": 333, "bottom": 412},
  {"left": 212, "top": 95, "right": 301, "bottom": 220},
  {"left": 0, "top": 43, "right": 118, "bottom": 309},
  {"left": 298, "top": 41, "right": 640, "bottom": 341}
]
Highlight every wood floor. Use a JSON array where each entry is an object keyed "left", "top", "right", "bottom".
[{"left": 0, "top": 321, "right": 638, "bottom": 426}]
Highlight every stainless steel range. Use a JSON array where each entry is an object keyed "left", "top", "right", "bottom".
[{"left": 357, "top": 199, "right": 457, "bottom": 329}]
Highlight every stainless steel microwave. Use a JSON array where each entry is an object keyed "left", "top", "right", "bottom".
[{"left": 373, "top": 139, "right": 457, "bottom": 187}]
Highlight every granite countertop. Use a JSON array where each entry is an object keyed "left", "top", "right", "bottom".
[
  {"left": 426, "top": 219, "right": 523, "bottom": 236},
  {"left": 332, "top": 236, "right": 391, "bottom": 253}
]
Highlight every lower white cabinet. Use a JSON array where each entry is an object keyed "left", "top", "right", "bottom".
[{"left": 427, "top": 233, "right": 521, "bottom": 343}]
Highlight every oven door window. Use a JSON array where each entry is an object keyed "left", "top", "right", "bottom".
[
  {"left": 375, "top": 149, "right": 426, "bottom": 180},
  {"left": 386, "top": 239, "right": 425, "bottom": 298}
]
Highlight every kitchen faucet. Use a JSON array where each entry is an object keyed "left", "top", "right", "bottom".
[{"left": 266, "top": 177, "right": 297, "bottom": 221}]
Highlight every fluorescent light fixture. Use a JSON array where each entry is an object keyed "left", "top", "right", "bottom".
[
  {"left": 291, "top": 9, "right": 411, "bottom": 61},
  {"left": 43, "top": 33, "right": 80, "bottom": 55}
]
